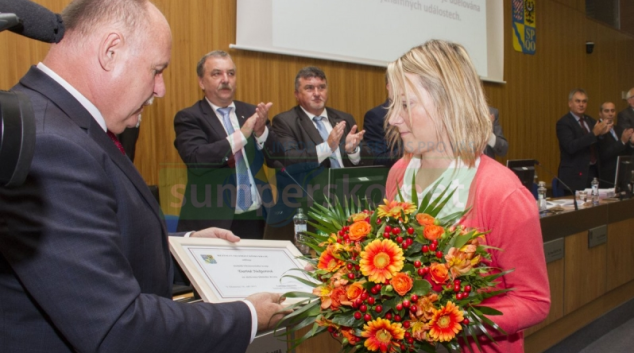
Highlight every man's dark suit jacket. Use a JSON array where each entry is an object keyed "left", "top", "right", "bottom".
[
  {"left": 556, "top": 112, "right": 599, "bottom": 192},
  {"left": 174, "top": 99, "right": 276, "bottom": 232},
  {"left": 0, "top": 67, "right": 251, "bottom": 353},
  {"left": 617, "top": 106, "right": 634, "bottom": 130},
  {"left": 483, "top": 107, "right": 509, "bottom": 159},
  {"left": 271, "top": 105, "right": 373, "bottom": 168},
  {"left": 363, "top": 99, "right": 401, "bottom": 167},
  {"left": 598, "top": 126, "right": 634, "bottom": 188}
]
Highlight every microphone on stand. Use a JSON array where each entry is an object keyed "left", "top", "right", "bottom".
[
  {"left": 272, "top": 161, "right": 317, "bottom": 204},
  {"left": 534, "top": 160, "right": 578, "bottom": 211},
  {"left": 0, "top": 0, "right": 65, "bottom": 43}
]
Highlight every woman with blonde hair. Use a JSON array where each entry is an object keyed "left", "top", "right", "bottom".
[{"left": 385, "top": 40, "right": 550, "bottom": 351}]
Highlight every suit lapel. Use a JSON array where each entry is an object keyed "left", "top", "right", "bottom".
[
  {"left": 296, "top": 106, "right": 324, "bottom": 144},
  {"left": 20, "top": 67, "right": 166, "bottom": 234},
  {"left": 198, "top": 99, "right": 230, "bottom": 139}
]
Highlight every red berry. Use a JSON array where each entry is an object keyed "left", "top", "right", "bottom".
[
  {"left": 464, "top": 285, "right": 472, "bottom": 293},
  {"left": 374, "top": 284, "right": 382, "bottom": 291},
  {"left": 364, "top": 314, "right": 372, "bottom": 321},
  {"left": 404, "top": 332, "right": 411, "bottom": 339},
  {"left": 402, "top": 299, "right": 410, "bottom": 308},
  {"left": 422, "top": 267, "right": 429, "bottom": 275},
  {"left": 407, "top": 337, "right": 414, "bottom": 344},
  {"left": 430, "top": 243, "right": 437, "bottom": 251},
  {"left": 385, "top": 312, "right": 392, "bottom": 320},
  {"left": 368, "top": 297, "right": 376, "bottom": 305},
  {"left": 371, "top": 287, "right": 379, "bottom": 295},
  {"left": 417, "top": 268, "right": 425, "bottom": 276},
  {"left": 463, "top": 318, "right": 470, "bottom": 325},
  {"left": 348, "top": 273, "right": 355, "bottom": 280},
  {"left": 454, "top": 279, "right": 461, "bottom": 285},
  {"left": 355, "top": 265, "right": 360, "bottom": 271},
  {"left": 376, "top": 218, "right": 382, "bottom": 225},
  {"left": 454, "top": 284, "right": 461, "bottom": 292},
  {"left": 328, "top": 326, "right": 335, "bottom": 333},
  {"left": 403, "top": 321, "right": 411, "bottom": 328},
  {"left": 414, "top": 260, "right": 421, "bottom": 268},
  {"left": 338, "top": 230, "right": 345, "bottom": 236},
  {"left": 394, "top": 315, "right": 402, "bottom": 322},
  {"left": 343, "top": 234, "right": 350, "bottom": 240},
  {"left": 392, "top": 227, "right": 401, "bottom": 235},
  {"left": 354, "top": 312, "right": 362, "bottom": 320},
  {"left": 436, "top": 251, "right": 443, "bottom": 258},
  {"left": 456, "top": 292, "right": 463, "bottom": 300},
  {"left": 383, "top": 232, "right": 390, "bottom": 238},
  {"left": 396, "top": 303, "right": 403, "bottom": 311},
  {"left": 431, "top": 239, "right": 438, "bottom": 245},
  {"left": 400, "top": 343, "right": 406, "bottom": 350},
  {"left": 375, "top": 305, "right": 383, "bottom": 313},
  {"left": 396, "top": 236, "right": 403, "bottom": 244},
  {"left": 411, "top": 294, "right": 418, "bottom": 302},
  {"left": 360, "top": 304, "right": 367, "bottom": 312},
  {"left": 410, "top": 305, "right": 417, "bottom": 312},
  {"left": 407, "top": 227, "right": 414, "bottom": 235},
  {"left": 336, "top": 238, "right": 342, "bottom": 243},
  {"left": 365, "top": 217, "right": 370, "bottom": 223},
  {"left": 385, "top": 226, "right": 392, "bottom": 233},
  {"left": 422, "top": 245, "right": 429, "bottom": 253},
  {"left": 406, "top": 238, "right": 413, "bottom": 245},
  {"left": 402, "top": 243, "right": 409, "bottom": 250}
]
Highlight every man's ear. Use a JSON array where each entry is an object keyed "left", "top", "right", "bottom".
[{"left": 98, "top": 32, "right": 123, "bottom": 71}]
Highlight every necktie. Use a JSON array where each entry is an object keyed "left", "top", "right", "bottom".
[
  {"left": 312, "top": 116, "right": 341, "bottom": 168},
  {"left": 218, "top": 107, "right": 252, "bottom": 211},
  {"left": 106, "top": 131, "right": 126, "bottom": 155},
  {"left": 578, "top": 117, "right": 597, "bottom": 164}
]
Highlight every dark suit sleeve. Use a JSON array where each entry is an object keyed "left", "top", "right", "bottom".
[
  {"left": 271, "top": 112, "right": 321, "bottom": 166},
  {"left": 0, "top": 134, "right": 252, "bottom": 353},
  {"left": 556, "top": 117, "right": 598, "bottom": 155},
  {"left": 363, "top": 105, "right": 399, "bottom": 166},
  {"left": 174, "top": 108, "right": 233, "bottom": 166},
  {"left": 617, "top": 109, "right": 634, "bottom": 130},
  {"left": 598, "top": 133, "right": 627, "bottom": 161},
  {"left": 490, "top": 109, "right": 509, "bottom": 157}
]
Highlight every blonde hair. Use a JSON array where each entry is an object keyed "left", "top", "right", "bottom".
[{"left": 385, "top": 40, "right": 491, "bottom": 167}]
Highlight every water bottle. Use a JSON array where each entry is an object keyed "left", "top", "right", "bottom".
[
  {"left": 537, "top": 181, "right": 547, "bottom": 212},
  {"left": 591, "top": 177, "right": 599, "bottom": 205},
  {"left": 293, "top": 208, "right": 310, "bottom": 255}
]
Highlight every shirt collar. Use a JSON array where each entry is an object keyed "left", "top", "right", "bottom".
[
  {"left": 36, "top": 62, "right": 107, "bottom": 132},
  {"left": 300, "top": 105, "right": 328, "bottom": 121},
  {"left": 205, "top": 97, "right": 236, "bottom": 116}
]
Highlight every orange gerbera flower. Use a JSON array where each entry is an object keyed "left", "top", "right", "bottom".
[
  {"left": 377, "top": 200, "right": 416, "bottom": 220},
  {"left": 416, "top": 213, "right": 435, "bottom": 226},
  {"left": 390, "top": 272, "right": 413, "bottom": 296},
  {"left": 361, "top": 317, "right": 405, "bottom": 352},
  {"left": 317, "top": 244, "right": 344, "bottom": 272},
  {"left": 360, "top": 239, "right": 404, "bottom": 283},
  {"left": 428, "top": 301, "right": 464, "bottom": 342},
  {"left": 349, "top": 220, "right": 371, "bottom": 241}
]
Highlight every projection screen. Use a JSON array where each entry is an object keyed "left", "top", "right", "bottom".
[{"left": 232, "top": 0, "right": 504, "bottom": 83}]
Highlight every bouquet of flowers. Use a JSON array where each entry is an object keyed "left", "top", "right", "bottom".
[{"left": 279, "top": 179, "right": 512, "bottom": 353}]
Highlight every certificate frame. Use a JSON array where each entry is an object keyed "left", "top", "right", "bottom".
[{"left": 169, "top": 237, "right": 313, "bottom": 304}]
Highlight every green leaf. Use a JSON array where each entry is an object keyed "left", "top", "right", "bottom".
[
  {"left": 472, "top": 305, "right": 503, "bottom": 316},
  {"left": 331, "top": 312, "right": 356, "bottom": 326},
  {"left": 418, "top": 179, "right": 444, "bottom": 213},
  {"left": 411, "top": 279, "right": 431, "bottom": 295},
  {"left": 411, "top": 171, "right": 419, "bottom": 207}
]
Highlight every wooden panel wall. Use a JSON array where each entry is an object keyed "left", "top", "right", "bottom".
[{"left": 2, "top": 1, "right": 634, "bottom": 206}]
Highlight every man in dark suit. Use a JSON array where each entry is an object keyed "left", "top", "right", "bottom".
[
  {"left": 271, "top": 66, "right": 372, "bottom": 169},
  {"left": 0, "top": 1, "right": 285, "bottom": 352},
  {"left": 556, "top": 88, "right": 611, "bottom": 193},
  {"left": 598, "top": 101, "right": 634, "bottom": 187},
  {"left": 174, "top": 51, "right": 276, "bottom": 238},
  {"left": 617, "top": 87, "right": 634, "bottom": 130},
  {"left": 363, "top": 81, "right": 401, "bottom": 167},
  {"left": 483, "top": 107, "right": 509, "bottom": 159}
]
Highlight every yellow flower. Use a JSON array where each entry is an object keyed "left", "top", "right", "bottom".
[
  {"left": 377, "top": 199, "right": 416, "bottom": 221},
  {"left": 428, "top": 301, "right": 464, "bottom": 342},
  {"left": 360, "top": 239, "right": 404, "bottom": 283},
  {"left": 349, "top": 212, "right": 368, "bottom": 222},
  {"left": 313, "top": 284, "right": 333, "bottom": 310},
  {"left": 361, "top": 317, "right": 405, "bottom": 352},
  {"left": 445, "top": 245, "right": 481, "bottom": 279}
]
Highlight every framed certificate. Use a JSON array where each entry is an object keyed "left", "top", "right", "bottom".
[{"left": 169, "top": 237, "right": 315, "bottom": 304}]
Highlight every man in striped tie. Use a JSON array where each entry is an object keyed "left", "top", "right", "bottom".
[{"left": 174, "top": 50, "right": 278, "bottom": 239}]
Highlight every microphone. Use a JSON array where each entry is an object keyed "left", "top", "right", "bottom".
[
  {"left": 0, "top": 13, "right": 20, "bottom": 32},
  {"left": 272, "top": 161, "right": 317, "bottom": 204},
  {"left": 0, "top": 0, "right": 65, "bottom": 43},
  {"left": 534, "top": 160, "right": 578, "bottom": 211}
]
